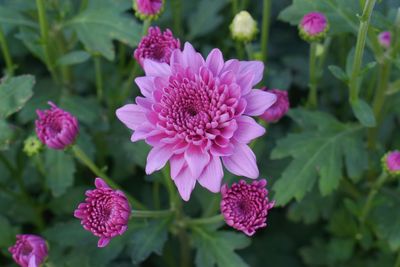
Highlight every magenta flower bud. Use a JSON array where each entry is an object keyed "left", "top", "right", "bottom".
[
  {"left": 35, "top": 102, "right": 78, "bottom": 150},
  {"left": 299, "top": 12, "right": 329, "bottom": 42},
  {"left": 220, "top": 179, "right": 274, "bottom": 236},
  {"left": 74, "top": 178, "right": 131, "bottom": 248},
  {"left": 8, "top": 234, "right": 48, "bottom": 267},
  {"left": 260, "top": 88, "right": 289, "bottom": 123},
  {"left": 134, "top": 0, "right": 164, "bottom": 20},
  {"left": 378, "top": 31, "right": 391, "bottom": 49},
  {"left": 134, "top": 27, "right": 180, "bottom": 67},
  {"left": 382, "top": 150, "right": 400, "bottom": 176}
]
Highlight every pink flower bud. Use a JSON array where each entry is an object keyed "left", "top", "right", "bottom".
[
  {"left": 220, "top": 179, "right": 274, "bottom": 236},
  {"left": 378, "top": 31, "right": 391, "bottom": 49},
  {"left": 299, "top": 12, "right": 329, "bottom": 42},
  {"left": 134, "top": 27, "right": 180, "bottom": 67},
  {"left": 134, "top": 0, "right": 164, "bottom": 20},
  {"left": 74, "top": 178, "right": 131, "bottom": 248},
  {"left": 35, "top": 102, "right": 79, "bottom": 150},
  {"left": 9, "top": 234, "right": 48, "bottom": 267},
  {"left": 383, "top": 150, "right": 400, "bottom": 176},
  {"left": 260, "top": 88, "right": 289, "bottom": 123}
]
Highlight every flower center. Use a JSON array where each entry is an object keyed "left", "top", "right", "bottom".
[{"left": 21, "top": 243, "right": 33, "bottom": 255}]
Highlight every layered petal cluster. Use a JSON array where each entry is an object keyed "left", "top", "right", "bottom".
[
  {"left": 74, "top": 178, "right": 131, "bottom": 248},
  {"left": 378, "top": 31, "right": 391, "bottom": 49},
  {"left": 134, "top": 0, "right": 163, "bottom": 20},
  {"left": 9, "top": 234, "right": 48, "bottom": 267},
  {"left": 260, "top": 88, "right": 289, "bottom": 123},
  {"left": 134, "top": 27, "right": 180, "bottom": 67},
  {"left": 299, "top": 12, "right": 329, "bottom": 42},
  {"left": 383, "top": 150, "right": 400, "bottom": 176},
  {"left": 35, "top": 102, "right": 78, "bottom": 150},
  {"left": 220, "top": 179, "right": 274, "bottom": 236},
  {"left": 117, "top": 42, "right": 276, "bottom": 201}
]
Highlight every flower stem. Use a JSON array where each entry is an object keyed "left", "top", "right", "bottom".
[
  {"left": 231, "top": 0, "right": 238, "bottom": 14},
  {"left": 185, "top": 214, "right": 224, "bottom": 225},
  {"left": 348, "top": 0, "right": 377, "bottom": 103},
  {"left": 0, "top": 27, "right": 14, "bottom": 76},
  {"left": 171, "top": 0, "right": 183, "bottom": 36},
  {"left": 71, "top": 144, "right": 146, "bottom": 209},
  {"left": 36, "top": 0, "right": 58, "bottom": 83},
  {"left": 307, "top": 42, "right": 318, "bottom": 108},
  {"left": 131, "top": 209, "right": 173, "bottom": 218},
  {"left": 142, "top": 19, "right": 151, "bottom": 36},
  {"left": 261, "top": 0, "right": 271, "bottom": 64},
  {"left": 359, "top": 172, "right": 388, "bottom": 223},
  {"left": 93, "top": 56, "right": 103, "bottom": 101},
  {"left": 162, "top": 165, "right": 176, "bottom": 209}
]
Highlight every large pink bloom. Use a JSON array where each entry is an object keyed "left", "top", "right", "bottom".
[{"left": 116, "top": 43, "right": 276, "bottom": 201}]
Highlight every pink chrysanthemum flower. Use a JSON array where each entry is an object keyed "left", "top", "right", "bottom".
[
  {"left": 220, "top": 179, "right": 274, "bottom": 236},
  {"left": 35, "top": 102, "right": 78, "bottom": 150},
  {"left": 382, "top": 150, "right": 400, "bottom": 176},
  {"left": 378, "top": 31, "right": 391, "bottom": 49},
  {"left": 299, "top": 12, "right": 329, "bottom": 42},
  {"left": 74, "top": 178, "right": 131, "bottom": 248},
  {"left": 134, "top": 0, "right": 163, "bottom": 20},
  {"left": 9, "top": 234, "right": 48, "bottom": 267},
  {"left": 117, "top": 42, "right": 277, "bottom": 201},
  {"left": 134, "top": 27, "right": 180, "bottom": 67},
  {"left": 260, "top": 88, "right": 289, "bottom": 123}
]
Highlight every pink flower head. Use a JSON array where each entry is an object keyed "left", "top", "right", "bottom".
[
  {"left": 134, "top": 27, "right": 180, "bottom": 67},
  {"left": 299, "top": 12, "right": 329, "bottom": 41},
  {"left": 260, "top": 88, "right": 289, "bottom": 123},
  {"left": 383, "top": 150, "right": 400, "bottom": 175},
  {"left": 35, "top": 102, "right": 78, "bottom": 150},
  {"left": 116, "top": 42, "right": 277, "bottom": 201},
  {"left": 134, "top": 0, "right": 163, "bottom": 20},
  {"left": 220, "top": 179, "right": 274, "bottom": 236},
  {"left": 74, "top": 178, "right": 131, "bottom": 248},
  {"left": 378, "top": 31, "right": 391, "bottom": 49},
  {"left": 8, "top": 234, "right": 48, "bottom": 267}
]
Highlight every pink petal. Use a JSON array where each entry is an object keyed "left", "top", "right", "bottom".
[
  {"left": 222, "top": 59, "right": 240, "bottom": 74},
  {"left": 145, "top": 145, "right": 174, "bottom": 174},
  {"left": 234, "top": 116, "right": 266, "bottom": 144},
  {"left": 244, "top": 89, "right": 277, "bottom": 116},
  {"left": 95, "top": 178, "right": 109, "bottom": 189},
  {"left": 28, "top": 255, "right": 37, "bottom": 267},
  {"left": 184, "top": 145, "right": 210, "bottom": 178},
  {"left": 206, "top": 49, "right": 224, "bottom": 76},
  {"left": 173, "top": 166, "right": 197, "bottom": 201},
  {"left": 143, "top": 59, "right": 171, "bottom": 77},
  {"left": 135, "top": 77, "right": 155, "bottom": 98},
  {"left": 222, "top": 143, "right": 259, "bottom": 179},
  {"left": 98, "top": 237, "right": 111, "bottom": 248},
  {"left": 239, "top": 61, "right": 264, "bottom": 86},
  {"left": 170, "top": 154, "right": 186, "bottom": 179},
  {"left": 130, "top": 124, "right": 155, "bottom": 142},
  {"left": 198, "top": 156, "right": 224, "bottom": 193},
  {"left": 116, "top": 104, "right": 146, "bottom": 131}
]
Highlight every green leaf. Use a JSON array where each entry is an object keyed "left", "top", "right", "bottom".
[
  {"left": 0, "top": 215, "right": 18, "bottom": 247},
  {"left": 351, "top": 99, "right": 376, "bottom": 127},
  {"left": 271, "top": 109, "right": 365, "bottom": 205},
  {"left": 192, "top": 226, "right": 250, "bottom": 267},
  {"left": 60, "top": 95, "right": 103, "bottom": 127},
  {"left": 66, "top": 6, "right": 141, "bottom": 60},
  {"left": 130, "top": 219, "right": 170, "bottom": 264},
  {"left": 0, "top": 75, "right": 35, "bottom": 118},
  {"left": 0, "top": 6, "right": 36, "bottom": 29},
  {"left": 188, "top": 0, "right": 229, "bottom": 39},
  {"left": 0, "top": 120, "right": 13, "bottom": 150},
  {"left": 44, "top": 150, "right": 76, "bottom": 197},
  {"left": 57, "top": 50, "right": 91, "bottom": 66},
  {"left": 328, "top": 65, "right": 348, "bottom": 82}
]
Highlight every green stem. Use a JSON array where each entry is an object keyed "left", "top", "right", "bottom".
[
  {"left": 244, "top": 42, "right": 253, "bottom": 60},
  {"left": 186, "top": 214, "right": 224, "bottom": 225},
  {"left": 349, "top": 0, "right": 377, "bottom": 103},
  {"left": 162, "top": 165, "right": 176, "bottom": 209},
  {"left": 94, "top": 56, "right": 103, "bottom": 101},
  {"left": 359, "top": 173, "right": 388, "bottom": 223},
  {"left": 130, "top": 209, "right": 173, "bottom": 218},
  {"left": 153, "top": 182, "right": 161, "bottom": 209},
  {"left": 307, "top": 42, "right": 318, "bottom": 108},
  {"left": 235, "top": 41, "right": 245, "bottom": 60},
  {"left": 142, "top": 19, "right": 151, "bottom": 36},
  {"left": 231, "top": 0, "right": 238, "bottom": 14},
  {"left": 71, "top": 144, "right": 146, "bottom": 209},
  {"left": 36, "top": 0, "right": 58, "bottom": 83},
  {"left": 0, "top": 27, "right": 14, "bottom": 76},
  {"left": 171, "top": 0, "right": 183, "bottom": 36},
  {"left": 261, "top": 0, "right": 271, "bottom": 64},
  {"left": 178, "top": 229, "right": 190, "bottom": 267}
]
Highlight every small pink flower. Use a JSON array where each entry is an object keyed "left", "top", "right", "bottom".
[
  {"left": 134, "top": 27, "right": 180, "bottom": 67},
  {"left": 8, "top": 234, "right": 48, "bottom": 267},
  {"left": 117, "top": 42, "right": 277, "bottom": 201},
  {"left": 378, "top": 31, "right": 391, "bottom": 49},
  {"left": 220, "top": 179, "right": 274, "bottom": 236},
  {"left": 299, "top": 12, "right": 329, "bottom": 41},
  {"left": 74, "top": 178, "right": 131, "bottom": 248},
  {"left": 35, "top": 102, "right": 78, "bottom": 150},
  {"left": 260, "top": 88, "right": 289, "bottom": 123},
  {"left": 134, "top": 0, "right": 163, "bottom": 19},
  {"left": 383, "top": 150, "right": 400, "bottom": 175}
]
